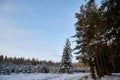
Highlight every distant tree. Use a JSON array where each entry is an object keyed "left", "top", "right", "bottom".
[
  {"left": 60, "top": 38, "right": 72, "bottom": 73},
  {"left": 41, "top": 65, "right": 49, "bottom": 73},
  {"left": 0, "top": 55, "right": 4, "bottom": 62},
  {"left": 12, "top": 57, "right": 17, "bottom": 64},
  {"left": 4, "top": 55, "right": 7, "bottom": 62},
  {"left": 46, "top": 60, "right": 53, "bottom": 66},
  {"left": 31, "top": 58, "right": 36, "bottom": 66}
]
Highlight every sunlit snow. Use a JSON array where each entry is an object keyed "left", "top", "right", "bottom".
[{"left": 0, "top": 73, "right": 90, "bottom": 80}]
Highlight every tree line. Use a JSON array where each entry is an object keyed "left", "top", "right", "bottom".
[
  {"left": 73, "top": 0, "right": 120, "bottom": 79},
  {"left": 0, "top": 55, "right": 59, "bottom": 66},
  {"left": 0, "top": 54, "right": 88, "bottom": 75},
  {"left": 0, "top": 54, "right": 61, "bottom": 74}
]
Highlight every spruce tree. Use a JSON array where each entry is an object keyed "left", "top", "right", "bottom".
[{"left": 60, "top": 38, "right": 72, "bottom": 73}]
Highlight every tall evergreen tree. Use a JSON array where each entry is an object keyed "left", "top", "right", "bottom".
[
  {"left": 74, "top": 0, "right": 99, "bottom": 78},
  {"left": 74, "top": 0, "right": 120, "bottom": 78},
  {"left": 74, "top": 0, "right": 110, "bottom": 78},
  {"left": 60, "top": 38, "right": 72, "bottom": 73},
  {"left": 101, "top": 0, "right": 120, "bottom": 72}
]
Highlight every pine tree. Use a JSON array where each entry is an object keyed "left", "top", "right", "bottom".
[
  {"left": 101, "top": 0, "right": 120, "bottom": 73},
  {"left": 73, "top": 0, "right": 120, "bottom": 78},
  {"left": 74, "top": 0, "right": 99, "bottom": 78},
  {"left": 60, "top": 38, "right": 72, "bottom": 73},
  {"left": 74, "top": 0, "right": 109, "bottom": 78}
]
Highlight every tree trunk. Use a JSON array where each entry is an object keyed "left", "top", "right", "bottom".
[{"left": 88, "top": 47, "right": 96, "bottom": 79}]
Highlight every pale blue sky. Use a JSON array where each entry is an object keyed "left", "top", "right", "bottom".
[{"left": 0, "top": 0, "right": 101, "bottom": 62}]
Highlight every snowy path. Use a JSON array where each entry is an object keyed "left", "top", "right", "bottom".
[
  {"left": 0, "top": 73, "right": 90, "bottom": 80},
  {"left": 69, "top": 73, "right": 90, "bottom": 80}
]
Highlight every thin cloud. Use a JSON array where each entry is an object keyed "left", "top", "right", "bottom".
[
  {"left": 0, "top": 18, "right": 29, "bottom": 40},
  {"left": 0, "top": 1, "right": 38, "bottom": 16}
]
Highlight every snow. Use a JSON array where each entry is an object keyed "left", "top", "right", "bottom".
[
  {"left": 0, "top": 73, "right": 90, "bottom": 80},
  {"left": 1, "top": 73, "right": 119, "bottom": 80},
  {"left": 80, "top": 73, "right": 120, "bottom": 80},
  {"left": 111, "top": 73, "right": 120, "bottom": 76},
  {"left": 100, "top": 75, "right": 120, "bottom": 80}
]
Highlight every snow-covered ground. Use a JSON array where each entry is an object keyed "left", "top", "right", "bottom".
[
  {"left": 0, "top": 73, "right": 90, "bottom": 80},
  {"left": 1, "top": 73, "right": 119, "bottom": 80},
  {"left": 81, "top": 73, "right": 120, "bottom": 80}
]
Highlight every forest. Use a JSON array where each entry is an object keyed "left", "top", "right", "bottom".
[
  {"left": 0, "top": 54, "right": 88, "bottom": 75},
  {"left": 73, "top": 0, "right": 120, "bottom": 79}
]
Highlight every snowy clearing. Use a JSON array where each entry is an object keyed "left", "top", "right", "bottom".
[{"left": 0, "top": 73, "right": 90, "bottom": 80}]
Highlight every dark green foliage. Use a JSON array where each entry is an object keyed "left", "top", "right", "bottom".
[
  {"left": 60, "top": 38, "right": 73, "bottom": 73},
  {"left": 0, "top": 55, "right": 4, "bottom": 61},
  {"left": 101, "top": 0, "right": 120, "bottom": 72},
  {"left": 74, "top": 0, "right": 120, "bottom": 78},
  {"left": 0, "top": 55, "right": 61, "bottom": 74},
  {"left": 41, "top": 66, "right": 49, "bottom": 73}
]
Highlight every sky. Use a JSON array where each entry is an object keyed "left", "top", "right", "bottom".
[{"left": 0, "top": 0, "right": 101, "bottom": 62}]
